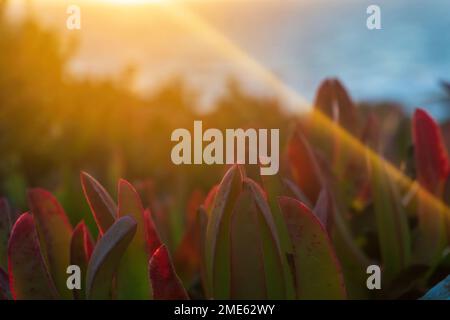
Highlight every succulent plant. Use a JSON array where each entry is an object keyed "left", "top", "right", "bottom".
[{"left": 0, "top": 80, "right": 449, "bottom": 300}]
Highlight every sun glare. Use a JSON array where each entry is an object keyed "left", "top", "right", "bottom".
[{"left": 99, "top": 0, "right": 168, "bottom": 5}]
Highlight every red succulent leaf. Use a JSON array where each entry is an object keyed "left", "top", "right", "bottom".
[
  {"left": 314, "top": 78, "right": 358, "bottom": 134},
  {"left": 412, "top": 109, "right": 450, "bottom": 193},
  {"left": 80, "top": 171, "right": 117, "bottom": 235},
  {"left": 287, "top": 129, "right": 323, "bottom": 203},
  {"left": 70, "top": 221, "right": 94, "bottom": 299},
  {"left": 27, "top": 188, "right": 73, "bottom": 299},
  {"left": 8, "top": 213, "right": 58, "bottom": 300},
  {"left": 143, "top": 208, "right": 162, "bottom": 258},
  {"left": 186, "top": 190, "right": 204, "bottom": 226},
  {"left": 149, "top": 245, "right": 189, "bottom": 300}
]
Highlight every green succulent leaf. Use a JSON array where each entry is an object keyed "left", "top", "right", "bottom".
[
  {"left": 8, "top": 213, "right": 58, "bottom": 300},
  {"left": 370, "top": 158, "right": 411, "bottom": 282},
  {"left": 245, "top": 178, "right": 286, "bottom": 299},
  {"left": 28, "top": 188, "right": 73, "bottom": 299},
  {"left": 206, "top": 165, "right": 243, "bottom": 299},
  {"left": 86, "top": 216, "right": 137, "bottom": 300},
  {"left": 278, "top": 196, "right": 346, "bottom": 299},
  {"left": 230, "top": 186, "right": 267, "bottom": 299},
  {"left": 117, "top": 179, "right": 151, "bottom": 299}
]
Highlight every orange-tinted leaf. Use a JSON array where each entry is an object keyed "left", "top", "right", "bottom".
[
  {"left": 144, "top": 209, "right": 162, "bottom": 258},
  {"left": 149, "top": 245, "right": 188, "bottom": 300},
  {"left": 287, "top": 130, "right": 323, "bottom": 203},
  {"left": 28, "top": 188, "right": 73, "bottom": 299},
  {"left": 86, "top": 216, "right": 137, "bottom": 300},
  {"left": 70, "top": 221, "right": 94, "bottom": 300},
  {"left": 80, "top": 172, "right": 116, "bottom": 235},
  {"left": 279, "top": 197, "right": 346, "bottom": 299},
  {"left": 204, "top": 185, "right": 219, "bottom": 212},
  {"left": 8, "top": 213, "right": 58, "bottom": 300}
]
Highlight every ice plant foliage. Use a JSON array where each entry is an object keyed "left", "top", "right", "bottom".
[{"left": 0, "top": 80, "right": 449, "bottom": 300}]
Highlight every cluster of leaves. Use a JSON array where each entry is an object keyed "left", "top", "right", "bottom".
[{"left": 0, "top": 79, "right": 449, "bottom": 299}]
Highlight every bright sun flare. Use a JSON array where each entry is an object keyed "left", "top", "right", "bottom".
[{"left": 100, "top": 0, "right": 168, "bottom": 5}]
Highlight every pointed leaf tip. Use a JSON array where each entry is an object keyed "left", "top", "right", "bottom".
[
  {"left": 8, "top": 213, "right": 58, "bottom": 300},
  {"left": 80, "top": 171, "right": 117, "bottom": 235},
  {"left": 149, "top": 245, "right": 188, "bottom": 300},
  {"left": 413, "top": 108, "right": 450, "bottom": 192}
]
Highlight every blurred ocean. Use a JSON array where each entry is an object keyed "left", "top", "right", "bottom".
[{"left": 7, "top": 0, "right": 450, "bottom": 118}]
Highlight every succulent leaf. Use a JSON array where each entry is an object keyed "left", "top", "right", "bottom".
[
  {"left": 27, "top": 188, "right": 73, "bottom": 299},
  {"left": 80, "top": 171, "right": 117, "bottom": 235},
  {"left": 8, "top": 213, "right": 58, "bottom": 300},
  {"left": 149, "top": 245, "right": 188, "bottom": 300},
  {"left": 116, "top": 179, "right": 150, "bottom": 299},
  {"left": 86, "top": 216, "right": 137, "bottom": 300},
  {"left": 70, "top": 221, "right": 94, "bottom": 299},
  {"left": 278, "top": 196, "right": 346, "bottom": 299}
]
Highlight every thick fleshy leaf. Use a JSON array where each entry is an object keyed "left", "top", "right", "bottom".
[
  {"left": 8, "top": 213, "right": 58, "bottom": 300},
  {"left": 278, "top": 196, "right": 346, "bottom": 299},
  {"left": 116, "top": 179, "right": 150, "bottom": 299},
  {"left": 0, "top": 198, "right": 13, "bottom": 270},
  {"left": 205, "top": 165, "right": 243, "bottom": 299},
  {"left": 421, "top": 275, "right": 450, "bottom": 300},
  {"left": 27, "top": 188, "right": 73, "bottom": 299},
  {"left": 80, "top": 171, "right": 116, "bottom": 235},
  {"left": 413, "top": 109, "right": 449, "bottom": 193},
  {"left": 0, "top": 267, "right": 11, "bottom": 300},
  {"left": 144, "top": 209, "right": 162, "bottom": 257},
  {"left": 230, "top": 187, "right": 267, "bottom": 299},
  {"left": 313, "top": 188, "right": 334, "bottom": 234},
  {"left": 149, "top": 245, "right": 188, "bottom": 300},
  {"left": 174, "top": 210, "right": 203, "bottom": 286},
  {"left": 287, "top": 129, "right": 323, "bottom": 204},
  {"left": 70, "top": 221, "right": 94, "bottom": 300},
  {"left": 204, "top": 185, "right": 219, "bottom": 213},
  {"left": 412, "top": 109, "right": 448, "bottom": 263},
  {"left": 313, "top": 78, "right": 358, "bottom": 134},
  {"left": 86, "top": 216, "right": 137, "bottom": 300},
  {"left": 261, "top": 174, "right": 296, "bottom": 299},
  {"left": 370, "top": 159, "right": 411, "bottom": 282},
  {"left": 245, "top": 178, "right": 286, "bottom": 299}
]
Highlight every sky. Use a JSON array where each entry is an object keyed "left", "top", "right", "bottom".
[{"left": 6, "top": 0, "right": 450, "bottom": 118}]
